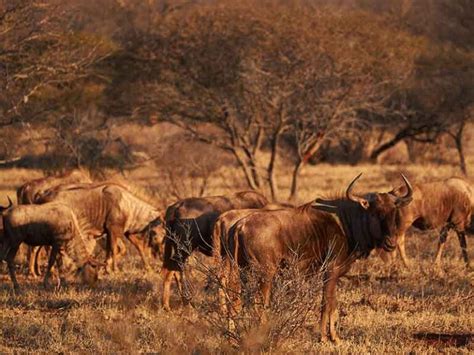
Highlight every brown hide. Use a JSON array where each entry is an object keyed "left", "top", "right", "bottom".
[
  {"left": 0, "top": 203, "right": 100, "bottom": 291},
  {"left": 212, "top": 202, "right": 294, "bottom": 264},
  {"left": 161, "top": 190, "right": 268, "bottom": 311},
  {"left": 36, "top": 183, "right": 162, "bottom": 270},
  {"left": 222, "top": 196, "right": 399, "bottom": 343},
  {"left": 163, "top": 190, "right": 269, "bottom": 271},
  {"left": 15, "top": 170, "right": 92, "bottom": 277},
  {"left": 375, "top": 177, "right": 472, "bottom": 266},
  {"left": 16, "top": 170, "right": 92, "bottom": 204}
]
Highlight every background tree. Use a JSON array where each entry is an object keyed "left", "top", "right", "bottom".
[{"left": 132, "top": 2, "right": 423, "bottom": 200}]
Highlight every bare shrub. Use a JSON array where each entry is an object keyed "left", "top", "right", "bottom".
[
  {"left": 166, "top": 227, "right": 324, "bottom": 351},
  {"left": 152, "top": 137, "right": 232, "bottom": 202}
]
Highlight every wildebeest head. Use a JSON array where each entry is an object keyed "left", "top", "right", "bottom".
[
  {"left": 147, "top": 215, "right": 166, "bottom": 259},
  {"left": 313, "top": 173, "right": 413, "bottom": 258},
  {"left": 76, "top": 258, "right": 106, "bottom": 287}
]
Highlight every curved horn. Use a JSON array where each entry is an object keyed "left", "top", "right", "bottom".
[
  {"left": 0, "top": 196, "right": 13, "bottom": 212},
  {"left": 346, "top": 173, "right": 369, "bottom": 209},
  {"left": 395, "top": 173, "right": 413, "bottom": 206}
]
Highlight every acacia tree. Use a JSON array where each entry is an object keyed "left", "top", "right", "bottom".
[
  {"left": 133, "top": 1, "right": 422, "bottom": 200},
  {"left": 0, "top": 0, "right": 115, "bottom": 166}
]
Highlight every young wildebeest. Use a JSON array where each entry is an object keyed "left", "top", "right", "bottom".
[
  {"left": 161, "top": 190, "right": 269, "bottom": 311},
  {"left": 373, "top": 177, "right": 473, "bottom": 268},
  {"left": 16, "top": 170, "right": 92, "bottom": 277},
  {"left": 221, "top": 174, "right": 413, "bottom": 343},
  {"left": 37, "top": 183, "right": 163, "bottom": 271},
  {"left": 0, "top": 199, "right": 103, "bottom": 292}
]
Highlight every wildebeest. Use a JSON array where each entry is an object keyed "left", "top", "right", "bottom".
[
  {"left": 16, "top": 170, "right": 92, "bottom": 205},
  {"left": 0, "top": 199, "right": 103, "bottom": 292},
  {"left": 220, "top": 174, "right": 413, "bottom": 343},
  {"left": 211, "top": 202, "right": 294, "bottom": 312},
  {"left": 212, "top": 202, "right": 294, "bottom": 263},
  {"left": 161, "top": 190, "right": 269, "bottom": 310},
  {"left": 37, "top": 183, "right": 163, "bottom": 271},
  {"left": 16, "top": 170, "right": 92, "bottom": 277},
  {"left": 373, "top": 177, "right": 473, "bottom": 268}
]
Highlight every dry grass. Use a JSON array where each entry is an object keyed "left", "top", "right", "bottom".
[{"left": 1, "top": 163, "right": 474, "bottom": 353}]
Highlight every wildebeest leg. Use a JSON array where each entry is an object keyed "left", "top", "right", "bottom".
[
  {"left": 106, "top": 226, "right": 123, "bottom": 272},
  {"left": 434, "top": 225, "right": 450, "bottom": 266},
  {"left": 27, "top": 246, "right": 39, "bottom": 278},
  {"left": 226, "top": 261, "right": 242, "bottom": 331},
  {"left": 218, "top": 258, "right": 232, "bottom": 314},
  {"left": 377, "top": 248, "right": 394, "bottom": 264},
  {"left": 397, "top": 233, "right": 411, "bottom": 268},
  {"left": 128, "top": 234, "right": 150, "bottom": 271},
  {"left": 56, "top": 247, "right": 68, "bottom": 288},
  {"left": 456, "top": 231, "right": 470, "bottom": 267},
  {"left": 174, "top": 271, "right": 189, "bottom": 305},
  {"left": 320, "top": 268, "right": 340, "bottom": 344},
  {"left": 161, "top": 267, "right": 175, "bottom": 311},
  {"left": 6, "top": 244, "right": 21, "bottom": 292},
  {"left": 258, "top": 276, "right": 273, "bottom": 324},
  {"left": 43, "top": 245, "right": 59, "bottom": 289}
]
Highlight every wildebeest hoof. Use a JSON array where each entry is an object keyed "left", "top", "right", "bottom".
[
  {"left": 163, "top": 304, "right": 171, "bottom": 312},
  {"left": 320, "top": 334, "right": 329, "bottom": 343}
]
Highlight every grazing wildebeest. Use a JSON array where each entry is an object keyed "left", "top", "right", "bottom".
[
  {"left": 373, "top": 177, "right": 473, "bottom": 268},
  {"left": 161, "top": 190, "right": 269, "bottom": 311},
  {"left": 40, "top": 181, "right": 165, "bottom": 265},
  {"left": 0, "top": 198, "right": 103, "bottom": 292},
  {"left": 220, "top": 174, "right": 413, "bottom": 343},
  {"left": 16, "top": 170, "right": 92, "bottom": 277},
  {"left": 37, "top": 183, "right": 163, "bottom": 271}
]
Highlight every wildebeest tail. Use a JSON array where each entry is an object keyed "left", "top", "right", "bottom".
[
  {"left": 467, "top": 184, "right": 474, "bottom": 234},
  {"left": 467, "top": 215, "right": 474, "bottom": 234},
  {"left": 0, "top": 217, "right": 12, "bottom": 261},
  {"left": 211, "top": 219, "right": 222, "bottom": 264}
]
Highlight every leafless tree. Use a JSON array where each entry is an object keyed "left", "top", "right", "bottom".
[{"left": 134, "top": 2, "right": 421, "bottom": 200}]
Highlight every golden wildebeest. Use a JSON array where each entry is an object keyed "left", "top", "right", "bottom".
[
  {"left": 220, "top": 174, "right": 413, "bottom": 343},
  {"left": 0, "top": 198, "right": 103, "bottom": 293},
  {"left": 16, "top": 170, "right": 92, "bottom": 277},
  {"left": 161, "top": 190, "right": 269, "bottom": 310},
  {"left": 374, "top": 177, "right": 473, "bottom": 268},
  {"left": 36, "top": 183, "right": 163, "bottom": 271}
]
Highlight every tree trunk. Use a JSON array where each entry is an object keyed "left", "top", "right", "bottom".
[
  {"left": 288, "top": 159, "right": 303, "bottom": 202},
  {"left": 454, "top": 123, "right": 467, "bottom": 176},
  {"left": 369, "top": 131, "right": 406, "bottom": 161},
  {"left": 268, "top": 128, "right": 283, "bottom": 201},
  {"left": 232, "top": 150, "right": 260, "bottom": 190}
]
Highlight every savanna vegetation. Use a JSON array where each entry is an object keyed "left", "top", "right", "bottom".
[{"left": 0, "top": 0, "right": 473, "bottom": 353}]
